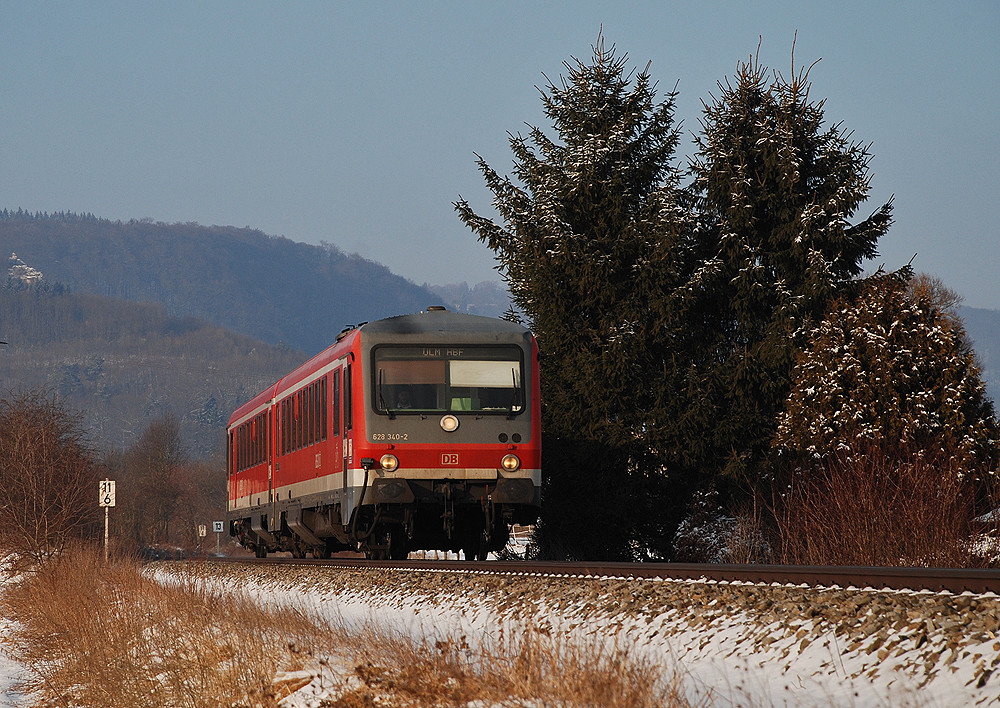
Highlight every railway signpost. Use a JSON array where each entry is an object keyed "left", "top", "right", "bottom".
[
  {"left": 213, "top": 521, "right": 224, "bottom": 553},
  {"left": 98, "top": 479, "right": 116, "bottom": 561}
]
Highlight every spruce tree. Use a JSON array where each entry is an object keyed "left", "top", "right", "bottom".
[
  {"left": 455, "top": 37, "right": 695, "bottom": 559},
  {"left": 687, "top": 56, "right": 893, "bottom": 482}
]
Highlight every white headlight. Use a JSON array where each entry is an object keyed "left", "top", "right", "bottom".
[
  {"left": 440, "top": 415, "right": 460, "bottom": 432},
  {"left": 380, "top": 454, "right": 399, "bottom": 472},
  {"left": 501, "top": 454, "right": 521, "bottom": 472}
]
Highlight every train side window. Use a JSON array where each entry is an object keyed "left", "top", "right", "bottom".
[
  {"left": 279, "top": 399, "right": 286, "bottom": 455},
  {"left": 284, "top": 397, "right": 291, "bottom": 454},
  {"left": 298, "top": 390, "right": 304, "bottom": 450},
  {"left": 333, "top": 370, "right": 341, "bottom": 435},
  {"left": 321, "top": 375, "right": 328, "bottom": 441},
  {"left": 315, "top": 380, "right": 323, "bottom": 442},
  {"left": 293, "top": 391, "right": 299, "bottom": 450},
  {"left": 257, "top": 414, "right": 262, "bottom": 465},
  {"left": 308, "top": 382, "right": 316, "bottom": 446},
  {"left": 254, "top": 415, "right": 259, "bottom": 466},
  {"left": 305, "top": 384, "right": 311, "bottom": 446}
]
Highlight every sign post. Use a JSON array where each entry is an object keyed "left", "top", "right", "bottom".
[
  {"left": 213, "top": 521, "right": 224, "bottom": 554},
  {"left": 98, "top": 479, "right": 116, "bottom": 561}
]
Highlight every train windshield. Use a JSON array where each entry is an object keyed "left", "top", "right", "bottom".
[{"left": 373, "top": 345, "right": 524, "bottom": 415}]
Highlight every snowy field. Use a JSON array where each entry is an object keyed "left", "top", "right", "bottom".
[
  {"left": 161, "top": 563, "right": 1000, "bottom": 708},
  {"left": 2, "top": 558, "right": 998, "bottom": 707}
]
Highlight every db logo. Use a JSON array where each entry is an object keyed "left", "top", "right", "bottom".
[{"left": 441, "top": 453, "right": 459, "bottom": 465}]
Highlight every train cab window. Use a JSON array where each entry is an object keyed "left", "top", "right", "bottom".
[{"left": 373, "top": 346, "right": 524, "bottom": 415}]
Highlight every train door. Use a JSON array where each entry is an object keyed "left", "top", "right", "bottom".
[
  {"left": 267, "top": 405, "right": 275, "bottom": 531},
  {"left": 341, "top": 362, "right": 352, "bottom": 489}
]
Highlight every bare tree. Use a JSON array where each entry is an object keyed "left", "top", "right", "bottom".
[
  {"left": 0, "top": 390, "right": 101, "bottom": 563},
  {"left": 117, "top": 414, "right": 188, "bottom": 548}
]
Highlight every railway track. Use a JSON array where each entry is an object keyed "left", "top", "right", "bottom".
[{"left": 205, "top": 557, "right": 1000, "bottom": 594}]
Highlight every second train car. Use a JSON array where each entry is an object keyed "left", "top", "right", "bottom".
[{"left": 227, "top": 308, "right": 541, "bottom": 560}]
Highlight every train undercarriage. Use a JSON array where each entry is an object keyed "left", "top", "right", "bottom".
[{"left": 231, "top": 478, "right": 538, "bottom": 561}]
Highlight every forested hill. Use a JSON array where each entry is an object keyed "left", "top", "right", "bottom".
[
  {"left": 0, "top": 282, "right": 307, "bottom": 456},
  {"left": 0, "top": 211, "right": 438, "bottom": 354}
]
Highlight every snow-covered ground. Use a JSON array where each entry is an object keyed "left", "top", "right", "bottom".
[
  {"left": 169, "top": 563, "right": 1000, "bottom": 708},
  {"left": 3, "top": 560, "right": 999, "bottom": 707},
  {"left": 0, "top": 618, "right": 26, "bottom": 708},
  {"left": 0, "top": 565, "right": 26, "bottom": 708}
]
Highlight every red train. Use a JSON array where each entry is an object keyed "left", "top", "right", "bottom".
[{"left": 227, "top": 308, "right": 541, "bottom": 559}]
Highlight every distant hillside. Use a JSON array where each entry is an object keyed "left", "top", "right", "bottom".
[
  {"left": 425, "top": 280, "right": 513, "bottom": 319},
  {"left": 0, "top": 211, "right": 439, "bottom": 354},
  {"left": 959, "top": 306, "right": 1000, "bottom": 407},
  {"left": 0, "top": 281, "right": 306, "bottom": 456}
]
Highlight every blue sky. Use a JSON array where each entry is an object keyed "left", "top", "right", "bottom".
[{"left": 2, "top": 2, "right": 998, "bottom": 308}]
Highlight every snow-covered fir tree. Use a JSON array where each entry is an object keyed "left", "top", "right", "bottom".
[
  {"left": 775, "top": 270, "right": 998, "bottom": 474},
  {"left": 456, "top": 35, "right": 698, "bottom": 559},
  {"left": 685, "top": 54, "right": 893, "bottom": 482}
]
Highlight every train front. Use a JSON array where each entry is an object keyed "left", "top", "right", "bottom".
[{"left": 352, "top": 309, "right": 540, "bottom": 559}]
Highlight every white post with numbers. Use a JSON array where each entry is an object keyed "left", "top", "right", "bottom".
[
  {"left": 213, "top": 521, "right": 224, "bottom": 554},
  {"left": 99, "top": 479, "right": 116, "bottom": 561}
]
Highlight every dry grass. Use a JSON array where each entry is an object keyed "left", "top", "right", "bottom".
[
  {"left": 1, "top": 545, "right": 324, "bottom": 707},
  {"left": 325, "top": 621, "right": 690, "bottom": 707},
  {"left": 2, "top": 545, "right": 698, "bottom": 707}
]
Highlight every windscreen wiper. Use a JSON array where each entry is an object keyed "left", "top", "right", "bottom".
[
  {"left": 507, "top": 368, "right": 521, "bottom": 419},
  {"left": 378, "top": 369, "right": 395, "bottom": 419}
]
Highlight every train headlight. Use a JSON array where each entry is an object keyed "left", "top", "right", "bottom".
[
  {"left": 440, "top": 414, "right": 460, "bottom": 433},
  {"left": 500, "top": 453, "right": 521, "bottom": 472},
  {"left": 380, "top": 454, "right": 399, "bottom": 472}
]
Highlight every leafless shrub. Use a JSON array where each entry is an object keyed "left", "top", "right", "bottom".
[
  {"left": 776, "top": 442, "right": 979, "bottom": 566},
  {"left": 0, "top": 390, "right": 101, "bottom": 564}
]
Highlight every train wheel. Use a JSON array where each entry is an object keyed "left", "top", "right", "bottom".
[{"left": 254, "top": 544, "right": 267, "bottom": 559}]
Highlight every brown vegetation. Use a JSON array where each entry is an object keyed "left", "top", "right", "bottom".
[
  {"left": 775, "top": 442, "right": 982, "bottom": 567},
  {"left": 1, "top": 546, "right": 696, "bottom": 707},
  {"left": 0, "top": 391, "right": 101, "bottom": 565},
  {"left": 1, "top": 546, "right": 321, "bottom": 707},
  {"left": 107, "top": 414, "right": 228, "bottom": 551}
]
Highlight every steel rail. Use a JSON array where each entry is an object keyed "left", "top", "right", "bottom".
[{"left": 202, "top": 557, "right": 1000, "bottom": 594}]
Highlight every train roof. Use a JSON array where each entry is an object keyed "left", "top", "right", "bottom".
[
  {"left": 359, "top": 308, "right": 530, "bottom": 337},
  {"left": 228, "top": 309, "right": 531, "bottom": 427}
]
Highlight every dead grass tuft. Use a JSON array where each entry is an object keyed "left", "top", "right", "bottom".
[{"left": 325, "top": 619, "right": 694, "bottom": 707}]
